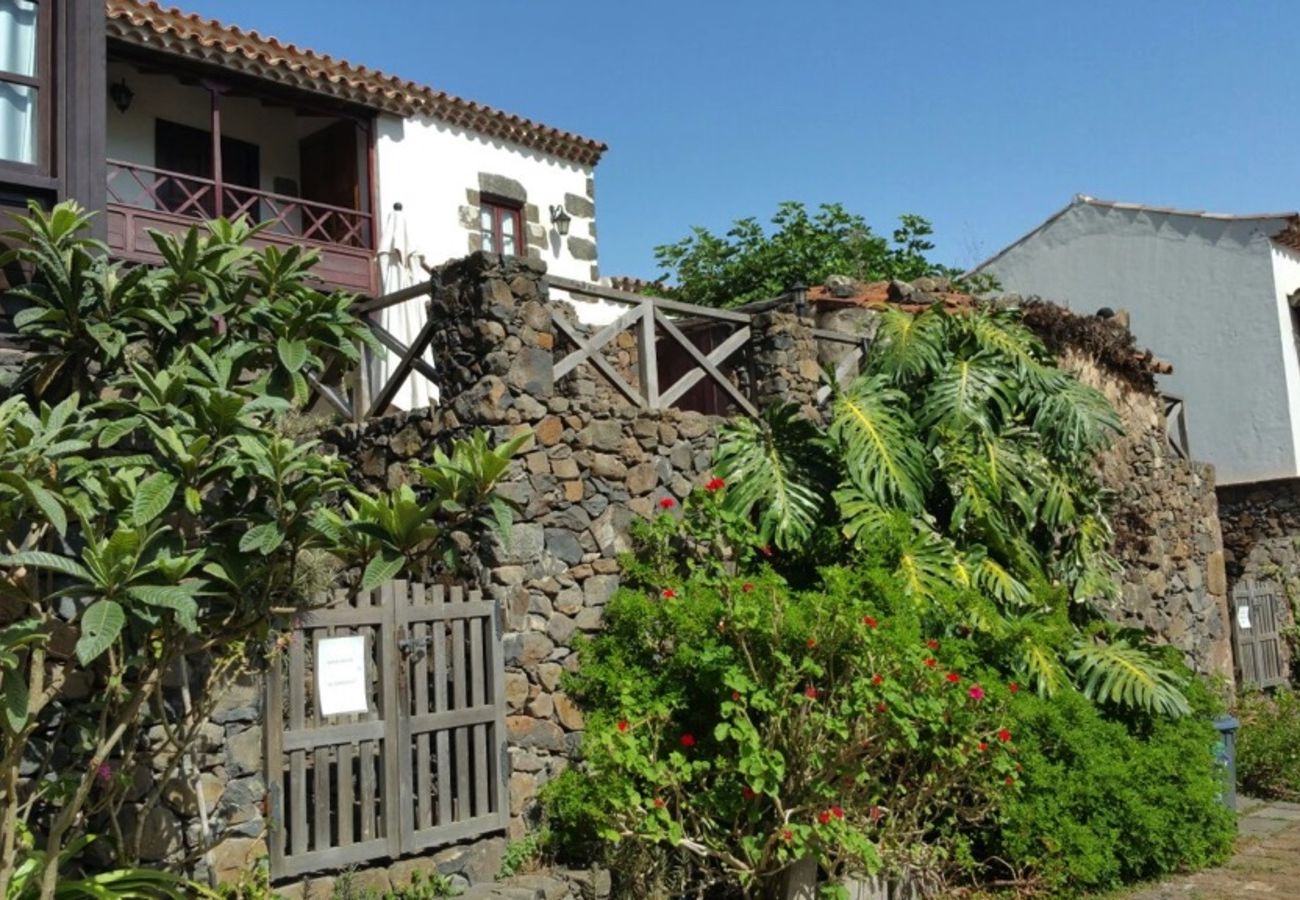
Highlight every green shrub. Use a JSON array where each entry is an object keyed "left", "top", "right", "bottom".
[
  {"left": 1237, "top": 688, "right": 1300, "bottom": 801},
  {"left": 989, "top": 685, "right": 1235, "bottom": 894},
  {"left": 545, "top": 492, "right": 1021, "bottom": 896}
]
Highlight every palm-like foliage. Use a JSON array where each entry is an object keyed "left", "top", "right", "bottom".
[{"left": 715, "top": 302, "right": 1189, "bottom": 715}]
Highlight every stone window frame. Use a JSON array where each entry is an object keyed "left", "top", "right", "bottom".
[{"left": 461, "top": 172, "right": 546, "bottom": 260}]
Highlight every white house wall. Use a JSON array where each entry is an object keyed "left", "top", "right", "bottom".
[
  {"left": 981, "top": 202, "right": 1295, "bottom": 484},
  {"left": 1270, "top": 244, "right": 1300, "bottom": 477}
]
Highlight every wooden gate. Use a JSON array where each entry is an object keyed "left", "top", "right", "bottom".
[
  {"left": 1231, "top": 579, "right": 1287, "bottom": 689},
  {"left": 265, "top": 581, "right": 509, "bottom": 879}
]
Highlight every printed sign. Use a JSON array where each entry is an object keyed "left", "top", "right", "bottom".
[
  {"left": 1237, "top": 605, "right": 1252, "bottom": 630},
  {"left": 317, "top": 635, "right": 369, "bottom": 716}
]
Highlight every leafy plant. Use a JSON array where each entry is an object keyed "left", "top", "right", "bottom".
[
  {"left": 0, "top": 203, "right": 514, "bottom": 898},
  {"left": 650, "top": 202, "right": 974, "bottom": 309},
  {"left": 713, "top": 301, "right": 1189, "bottom": 716},
  {"left": 546, "top": 491, "right": 1020, "bottom": 897},
  {"left": 1236, "top": 687, "right": 1300, "bottom": 801},
  {"left": 987, "top": 687, "right": 1234, "bottom": 894}
]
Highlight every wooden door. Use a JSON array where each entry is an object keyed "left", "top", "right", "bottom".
[
  {"left": 299, "top": 120, "right": 360, "bottom": 242},
  {"left": 154, "top": 118, "right": 259, "bottom": 219},
  {"left": 1231, "top": 579, "right": 1287, "bottom": 689}
]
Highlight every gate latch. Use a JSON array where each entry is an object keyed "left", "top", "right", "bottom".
[{"left": 398, "top": 634, "right": 432, "bottom": 653}]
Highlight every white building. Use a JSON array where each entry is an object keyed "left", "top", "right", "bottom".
[{"left": 976, "top": 195, "right": 1300, "bottom": 485}]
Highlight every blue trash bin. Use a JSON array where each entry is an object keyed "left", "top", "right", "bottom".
[{"left": 1213, "top": 715, "right": 1239, "bottom": 811}]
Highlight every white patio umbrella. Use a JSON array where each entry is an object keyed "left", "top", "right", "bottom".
[{"left": 374, "top": 202, "right": 438, "bottom": 411}]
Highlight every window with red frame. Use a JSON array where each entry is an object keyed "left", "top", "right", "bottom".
[{"left": 479, "top": 198, "right": 523, "bottom": 256}]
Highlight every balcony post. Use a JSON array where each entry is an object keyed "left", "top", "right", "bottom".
[{"left": 203, "top": 81, "right": 226, "bottom": 215}]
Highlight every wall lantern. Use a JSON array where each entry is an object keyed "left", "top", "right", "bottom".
[
  {"left": 549, "top": 204, "right": 571, "bottom": 236},
  {"left": 791, "top": 282, "right": 809, "bottom": 320},
  {"left": 109, "top": 78, "right": 134, "bottom": 114}
]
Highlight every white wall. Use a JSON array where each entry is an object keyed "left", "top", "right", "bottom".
[
  {"left": 1270, "top": 244, "right": 1300, "bottom": 476},
  {"left": 374, "top": 112, "right": 621, "bottom": 325},
  {"left": 982, "top": 202, "right": 1294, "bottom": 484}
]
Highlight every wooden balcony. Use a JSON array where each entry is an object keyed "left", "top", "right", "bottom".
[{"left": 106, "top": 159, "right": 377, "bottom": 295}]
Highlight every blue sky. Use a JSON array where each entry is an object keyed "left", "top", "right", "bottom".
[{"left": 192, "top": 0, "right": 1299, "bottom": 279}]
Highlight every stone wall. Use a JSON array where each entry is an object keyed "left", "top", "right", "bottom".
[
  {"left": 1216, "top": 478, "right": 1300, "bottom": 678},
  {"left": 1065, "top": 350, "right": 1233, "bottom": 679}
]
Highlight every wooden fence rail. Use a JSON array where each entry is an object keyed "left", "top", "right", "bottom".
[{"left": 265, "top": 581, "right": 508, "bottom": 879}]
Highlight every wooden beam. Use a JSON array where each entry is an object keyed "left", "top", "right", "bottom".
[
  {"left": 636, "top": 299, "right": 659, "bottom": 408},
  {"left": 547, "top": 275, "right": 751, "bottom": 323},
  {"left": 368, "top": 321, "right": 440, "bottom": 384},
  {"left": 551, "top": 312, "right": 646, "bottom": 407},
  {"left": 552, "top": 304, "right": 645, "bottom": 378},
  {"left": 654, "top": 311, "right": 758, "bottom": 418},
  {"left": 657, "top": 324, "right": 753, "bottom": 410},
  {"left": 354, "top": 280, "right": 433, "bottom": 314},
  {"left": 368, "top": 315, "right": 439, "bottom": 417}
]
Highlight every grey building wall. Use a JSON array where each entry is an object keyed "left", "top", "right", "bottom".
[{"left": 979, "top": 201, "right": 1295, "bottom": 485}]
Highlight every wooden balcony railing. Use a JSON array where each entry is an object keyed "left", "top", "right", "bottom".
[
  {"left": 105, "top": 159, "right": 377, "bottom": 294},
  {"left": 107, "top": 160, "right": 374, "bottom": 250}
]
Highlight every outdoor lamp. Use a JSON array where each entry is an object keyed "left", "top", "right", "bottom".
[
  {"left": 549, "top": 204, "right": 572, "bottom": 236},
  {"left": 109, "top": 78, "right": 134, "bottom": 113},
  {"left": 792, "top": 282, "right": 809, "bottom": 319}
]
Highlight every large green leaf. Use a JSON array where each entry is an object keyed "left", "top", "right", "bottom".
[
  {"left": 0, "top": 550, "right": 92, "bottom": 582},
  {"left": 126, "top": 584, "right": 200, "bottom": 632},
  {"left": 276, "top": 337, "right": 308, "bottom": 373},
  {"left": 3, "top": 669, "right": 28, "bottom": 732},
  {"left": 828, "top": 375, "right": 930, "bottom": 512},
  {"left": 131, "top": 472, "right": 177, "bottom": 525},
  {"left": 75, "top": 600, "right": 125, "bottom": 664},
  {"left": 1069, "top": 639, "right": 1191, "bottom": 718},
  {"left": 239, "top": 522, "right": 285, "bottom": 556},
  {"left": 361, "top": 553, "right": 405, "bottom": 593}
]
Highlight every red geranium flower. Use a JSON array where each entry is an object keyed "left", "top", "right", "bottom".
[
  {"left": 863, "top": 615, "right": 878, "bottom": 628},
  {"left": 680, "top": 733, "right": 696, "bottom": 748},
  {"left": 705, "top": 477, "right": 726, "bottom": 492},
  {"left": 945, "top": 672, "right": 961, "bottom": 684},
  {"left": 997, "top": 728, "right": 1012, "bottom": 743},
  {"left": 978, "top": 741, "right": 989, "bottom": 752},
  {"left": 661, "top": 588, "right": 676, "bottom": 599},
  {"left": 1009, "top": 682, "right": 1020, "bottom": 694},
  {"left": 804, "top": 685, "right": 819, "bottom": 699},
  {"left": 654, "top": 797, "right": 666, "bottom": 808},
  {"left": 781, "top": 828, "right": 794, "bottom": 843},
  {"left": 731, "top": 691, "right": 741, "bottom": 702},
  {"left": 1005, "top": 776, "right": 1015, "bottom": 785},
  {"left": 742, "top": 786, "right": 757, "bottom": 800},
  {"left": 871, "top": 674, "right": 883, "bottom": 685},
  {"left": 759, "top": 544, "right": 774, "bottom": 557},
  {"left": 926, "top": 639, "right": 940, "bottom": 650},
  {"left": 924, "top": 657, "right": 937, "bottom": 668},
  {"left": 742, "top": 582, "right": 755, "bottom": 593},
  {"left": 617, "top": 720, "right": 629, "bottom": 733},
  {"left": 659, "top": 496, "right": 676, "bottom": 509},
  {"left": 877, "top": 702, "right": 888, "bottom": 713},
  {"left": 968, "top": 685, "right": 985, "bottom": 700},
  {"left": 818, "top": 810, "right": 831, "bottom": 825},
  {"left": 805, "top": 637, "right": 817, "bottom": 649},
  {"left": 831, "top": 805, "right": 844, "bottom": 819}
]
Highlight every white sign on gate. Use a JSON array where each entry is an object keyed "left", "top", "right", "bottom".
[
  {"left": 317, "top": 635, "right": 369, "bottom": 716},
  {"left": 1237, "top": 604, "right": 1252, "bottom": 630}
]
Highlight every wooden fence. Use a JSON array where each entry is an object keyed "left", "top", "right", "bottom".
[
  {"left": 308, "top": 276, "right": 874, "bottom": 422},
  {"left": 265, "top": 581, "right": 508, "bottom": 879}
]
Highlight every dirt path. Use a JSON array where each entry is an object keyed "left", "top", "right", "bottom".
[{"left": 1123, "top": 799, "right": 1300, "bottom": 899}]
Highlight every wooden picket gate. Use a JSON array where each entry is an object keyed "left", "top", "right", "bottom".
[
  {"left": 265, "top": 581, "right": 509, "bottom": 879},
  {"left": 1231, "top": 578, "right": 1288, "bottom": 689}
]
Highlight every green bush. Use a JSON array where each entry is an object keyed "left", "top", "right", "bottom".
[
  {"left": 545, "top": 491, "right": 1020, "bottom": 896},
  {"left": 1237, "top": 688, "right": 1300, "bottom": 801},
  {"left": 989, "top": 685, "right": 1235, "bottom": 894}
]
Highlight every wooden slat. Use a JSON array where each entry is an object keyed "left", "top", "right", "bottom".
[
  {"left": 274, "top": 837, "right": 391, "bottom": 880},
  {"left": 547, "top": 275, "right": 751, "bottom": 323},
  {"left": 379, "top": 583, "right": 402, "bottom": 852},
  {"left": 406, "top": 811, "right": 508, "bottom": 853},
  {"left": 656, "top": 322, "right": 754, "bottom": 410},
  {"left": 354, "top": 279, "right": 434, "bottom": 314},
  {"left": 636, "top": 299, "right": 660, "bottom": 408},
  {"left": 451, "top": 584, "right": 470, "bottom": 821},
  {"left": 288, "top": 632, "right": 308, "bottom": 856},
  {"left": 312, "top": 630, "right": 331, "bottom": 851},
  {"left": 368, "top": 321, "right": 440, "bottom": 384},
  {"left": 486, "top": 589, "right": 509, "bottom": 826},
  {"left": 551, "top": 306, "right": 649, "bottom": 404},
  {"left": 470, "top": 613, "right": 489, "bottom": 818},
  {"left": 369, "top": 317, "right": 440, "bottom": 417},
  {"left": 358, "top": 621, "right": 378, "bottom": 842},
  {"left": 402, "top": 599, "right": 498, "bottom": 622},
  {"left": 654, "top": 311, "right": 759, "bottom": 418},
  {"left": 282, "top": 719, "right": 386, "bottom": 752},
  {"left": 266, "top": 642, "right": 287, "bottom": 876},
  {"left": 394, "top": 581, "right": 416, "bottom": 852},
  {"left": 413, "top": 584, "right": 433, "bottom": 831},
  {"left": 296, "top": 606, "right": 386, "bottom": 628},
  {"left": 432, "top": 585, "right": 452, "bottom": 827}
]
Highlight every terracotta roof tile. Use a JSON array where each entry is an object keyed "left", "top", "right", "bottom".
[{"left": 105, "top": 0, "right": 607, "bottom": 166}]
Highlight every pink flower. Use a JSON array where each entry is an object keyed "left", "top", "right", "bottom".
[
  {"left": 94, "top": 763, "right": 113, "bottom": 784},
  {"left": 968, "top": 685, "right": 985, "bottom": 701}
]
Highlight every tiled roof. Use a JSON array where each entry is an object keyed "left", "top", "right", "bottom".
[{"left": 104, "top": 0, "right": 608, "bottom": 167}]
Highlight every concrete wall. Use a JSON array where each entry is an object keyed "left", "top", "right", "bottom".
[{"left": 981, "top": 201, "right": 1295, "bottom": 485}]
